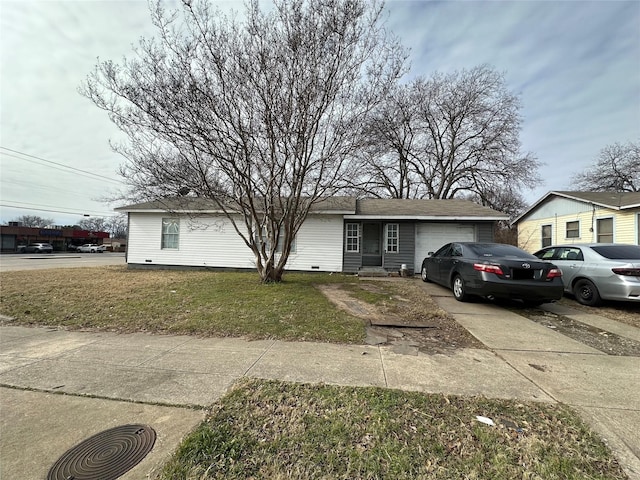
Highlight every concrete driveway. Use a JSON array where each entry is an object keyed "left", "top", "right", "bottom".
[
  {"left": 1, "top": 280, "right": 638, "bottom": 479},
  {"left": 423, "top": 282, "right": 640, "bottom": 479}
]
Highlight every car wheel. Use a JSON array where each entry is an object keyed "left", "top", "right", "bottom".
[
  {"left": 420, "top": 265, "right": 430, "bottom": 283},
  {"left": 573, "top": 279, "right": 602, "bottom": 307},
  {"left": 452, "top": 275, "right": 469, "bottom": 302}
]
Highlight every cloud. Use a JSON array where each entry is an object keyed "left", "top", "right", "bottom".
[{"left": 1, "top": 0, "right": 638, "bottom": 224}]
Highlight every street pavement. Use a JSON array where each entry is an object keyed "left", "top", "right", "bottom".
[{"left": 1, "top": 282, "right": 639, "bottom": 479}]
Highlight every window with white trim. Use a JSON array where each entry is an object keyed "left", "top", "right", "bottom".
[
  {"left": 565, "top": 220, "right": 579, "bottom": 239},
  {"left": 385, "top": 223, "right": 399, "bottom": 253},
  {"left": 345, "top": 223, "right": 360, "bottom": 252},
  {"left": 161, "top": 218, "right": 179, "bottom": 249},
  {"left": 597, "top": 217, "right": 613, "bottom": 243},
  {"left": 256, "top": 228, "right": 296, "bottom": 254},
  {"left": 274, "top": 229, "right": 296, "bottom": 254},
  {"left": 541, "top": 224, "right": 552, "bottom": 247}
]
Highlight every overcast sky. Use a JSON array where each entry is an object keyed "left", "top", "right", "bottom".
[{"left": 1, "top": 0, "right": 638, "bottom": 226}]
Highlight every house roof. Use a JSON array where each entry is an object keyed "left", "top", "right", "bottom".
[
  {"left": 513, "top": 191, "right": 640, "bottom": 225},
  {"left": 116, "top": 196, "right": 507, "bottom": 220},
  {"left": 115, "top": 196, "right": 357, "bottom": 214},
  {"left": 348, "top": 198, "right": 507, "bottom": 220}
]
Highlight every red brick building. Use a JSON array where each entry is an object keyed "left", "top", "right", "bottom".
[{"left": 0, "top": 224, "right": 109, "bottom": 252}]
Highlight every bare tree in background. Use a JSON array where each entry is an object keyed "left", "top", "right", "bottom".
[
  {"left": 81, "top": 0, "right": 405, "bottom": 282},
  {"left": 571, "top": 141, "right": 639, "bottom": 192},
  {"left": 10, "top": 215, "right": 54, "bottom": 227},
  {"left": 461, "top": 185, "right": 527, "bottom": 245},
  {"left": 77, "top": 217, "right": 109, "bottom": 233},
  {"left": 106, "top": 214, "right": 128, "bottom": 238},
  {"left": 358, "top": 84, "right": 421, "bottom": 198},
  {"left": 360, "top": 65, "right": 540, "bottom": 204}
]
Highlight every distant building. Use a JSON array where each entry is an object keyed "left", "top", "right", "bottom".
[
  {"left": 513, "top": 191, "right": 640, "bottom": 252},
  {"left": 0, "top": 224, "right": 110, "bottom": 252}
]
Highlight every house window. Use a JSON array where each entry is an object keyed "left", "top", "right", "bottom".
[
  {"left": 274, "top": 230, "right": 296, "bottom": 254},
  {"left": 257, "top": 228, "right": 296, "bottom": 254},
  {"left": 385, "top": 223, "right": 399, "bottom": 253},
  {"left": 597, "top": 217, "right": 613, "bottom": 243},
  {"left": 541, "top": 224, "right": 552, "bottom": 247},
  {"left": 566, "top": 221, "right": 580, "bottom": 239},
  {"left": 345, "top": 223, "right": 360, "bottom": 252},
  {"left": 161, "top": 218, "right": 179, "bottom": 249}
]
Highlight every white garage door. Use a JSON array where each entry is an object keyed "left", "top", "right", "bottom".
[{"left": 414, "top": 223, "right": 476, "bottom": 272}]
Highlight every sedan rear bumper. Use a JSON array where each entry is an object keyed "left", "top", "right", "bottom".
[
  {"left": 467, "top": 275, "right": 564, "bottom": 302},
  {"left": 598, "top": 278, "right": 640, "bottom": 302}
]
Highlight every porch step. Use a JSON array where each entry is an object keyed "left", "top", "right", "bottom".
[{"left": 357, "top": 267, "right": 390, "bottom": 277}]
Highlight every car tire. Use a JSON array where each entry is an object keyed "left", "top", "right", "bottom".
[
  {"left": 573, "top": 279, "right": 602, "bottom": 307},
  {"left": 452, "top": 274, "right": 469, "bottom": 302},
  {"left": 420, "top": 265, "right": 430, "bottom": 283}
]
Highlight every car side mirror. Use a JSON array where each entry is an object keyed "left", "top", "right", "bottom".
[{"left": 427, "top": 251, "right": 434, "bottom": 256}]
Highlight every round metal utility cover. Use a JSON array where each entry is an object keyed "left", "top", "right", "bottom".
[{"left": 47, "top": 424, "right": 156, "bottom": 480}]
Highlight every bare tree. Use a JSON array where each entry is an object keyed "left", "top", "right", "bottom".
[
  {"left": 571, "top": 141, "right": 639, "bottom": 192},
  {"left": 77, "top": 217, "right": 109, "bottom": 233},
  {"left": 461, "top": 185, "right": 527, "bottom": 245},
  {"left": 11, "top": 215, "right": 54, "bottom": 227},
  {"left": 358, "top": 84, "right": 422, "bottom": 198},
  {"left": 106, "top": 214, "right": 128, "bottom": 238},
  {"left": 81, "top": 0, "right": 405, "bottom": 282},
  {"left": 359, "top": 65, "right": 540, "bottom": 202}
]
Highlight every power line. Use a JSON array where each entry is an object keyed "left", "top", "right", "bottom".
[
  {"left": 0, "top": 147, "right": 123, "bottom": 185},
  {"left": 0, "top": 203, "right": 117, "bottom": 217},
  {"left": 1, "top": 152, "right": 117, "bottom": 184},
  {"left": 0, "top": 178, "right": 106, "bottom": 197}
]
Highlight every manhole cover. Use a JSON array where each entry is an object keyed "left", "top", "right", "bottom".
[{"left": 47, "top": 424, "right": 156, "bottom": 480}]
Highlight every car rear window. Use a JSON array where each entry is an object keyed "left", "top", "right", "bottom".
[
  {"left": 467, "top": 244, "right": 536, "bottom": 259},
  {"left": 591, "top": 245, "right": 640, "bottom": 259}
]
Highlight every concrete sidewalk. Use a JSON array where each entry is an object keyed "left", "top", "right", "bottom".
[
  {"left": 1, "top": 288, "right": 639, "bottom": 479},
  {"left": 424, "top": 282, "right": 640, "bottom": 479}
]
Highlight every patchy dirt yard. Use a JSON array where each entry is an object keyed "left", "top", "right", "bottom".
[
  {"left": 519, "top": 308, "right": 640, "bottom": 357},
  {"left": 317, "top": 280, "right": 485, "bottom": 355},
  {"left": 558, "top": 297, "right": 640, "bottom": 328},
  {"left": 319, "top": 278, "right": 639, "bottom": 357}
]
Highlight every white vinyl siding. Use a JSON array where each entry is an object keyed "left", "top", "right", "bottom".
[
  {"left": 257, "top": 228, "right": 297, "bottom": 254},
  {"left": 127, "top": 213, "right": 343, "bottom": 271}
]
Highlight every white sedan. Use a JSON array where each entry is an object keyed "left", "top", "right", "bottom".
[{"left": 77, "top": 244, "right": 106, "bottom": 253}]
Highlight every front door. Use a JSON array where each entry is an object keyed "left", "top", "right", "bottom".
[{"left": 362, "top": 222, "right": 382, "bottom": 266}]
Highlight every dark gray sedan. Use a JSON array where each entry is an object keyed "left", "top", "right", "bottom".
[
  {"left": 534, "top": 243, "right": 640, "bottom": 306},
  {"left": 421, "top": 242, "right": 564, "bottom": 305}
]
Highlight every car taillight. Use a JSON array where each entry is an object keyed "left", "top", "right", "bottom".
[
  {"left": 473, "top": 263, "right": 504, "bottom": 275},
  {"left": 546, "top": 268, "right": 562, "bottom": 279},
  {"left": 612, "top": 267, "right": 640, "bottom": 276}
]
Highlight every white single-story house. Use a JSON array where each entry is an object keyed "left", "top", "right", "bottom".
[
  {"left": 115, "top": 197, "right": 508, "bottom": 274},
  {"left": 514, "top": 191, "right": 640, "bottom": 252}
]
